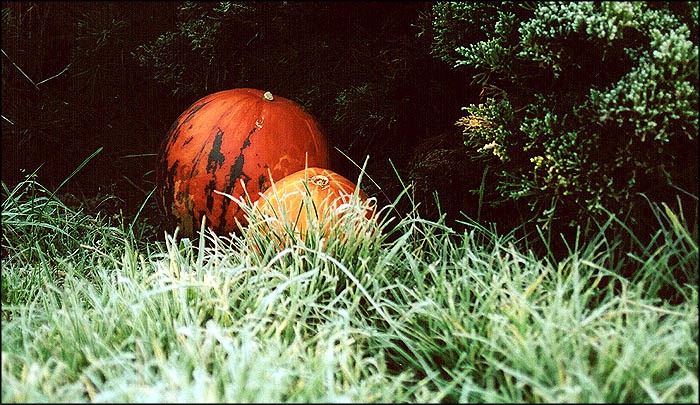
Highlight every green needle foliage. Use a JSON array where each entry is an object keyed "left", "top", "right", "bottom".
[
  {"left": 2, "top": 167, "right": 697, "bottom": 402},
  {"left": 431, "top": 1, "right": 698, "bottom": 242}
]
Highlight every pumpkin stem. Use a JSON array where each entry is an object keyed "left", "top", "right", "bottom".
[
  {"left": 263, "top": 91, "right": 274, "bottom": 101},
  {"left": 310, "top": 175, "right": 330, "bottom": 190}
]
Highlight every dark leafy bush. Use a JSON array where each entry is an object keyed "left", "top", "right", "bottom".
[
  {"left": 133, "top": 1, "right": 257, "bottom": 99},
  {"left": 134, "top": 2, "right": 469, "bottom": 207},
  {"left": 431, "top": 1, "right": 698, "bottom": 239},
  {"left": 1, "top": 2, "right": 178, "bottom": 210}
]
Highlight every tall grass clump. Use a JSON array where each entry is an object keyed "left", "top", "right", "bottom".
[
  {"left": 2, "top": 167, "right": 698, "bottom": 402},
  {"left": 1, "top": 149, "right": 150, "bottom": 313}
]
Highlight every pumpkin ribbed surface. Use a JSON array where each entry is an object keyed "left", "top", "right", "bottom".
[
  {"left": 156, "top": 88, "right": 330, "bottom": 236},
  {"left": 251, "top": 167, "right": 373, "bottom": 239}
]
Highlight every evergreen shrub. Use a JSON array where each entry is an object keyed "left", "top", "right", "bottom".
[{"left": 432, "top": 1, "right": 698, "bottom": 237}]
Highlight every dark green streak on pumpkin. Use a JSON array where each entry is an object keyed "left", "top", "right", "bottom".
[
  {"left": 182, "top": 136, "right": 194, "bottom": 147},
  {"left": 165, "top": 119, "right": 180, "bottom": 149},
  {"left": 181, "top": 101, "right": 209, "bottom": 126},
  {"left": 217, "top": 126, "right": 258, "bottom": 230},
  {"left": 242, "top": 132, "right": 252, "bottom": 149},
  {"left": 258, "top": 174, "right": 268, "bottom": 193},
  {"left": 206, "top": 128, "right": 226, "bottom": 174},
  {"left": 217, "top": 153, "right": 251, "bottom": 232},
  {"left": 177, "top": 101, "right": 209, "bottom": 171},
  {"left": 204, "top": 179, "right": 217, "bottom": 214},
  {"left": 189, "top": 129, "right": 216, "bottom": 179},
  {"left": 165, "top": 99, "right": 210, "bottom": 171},
  {"left": 222, "top": 126, "right": 257, "bottom": 190}
]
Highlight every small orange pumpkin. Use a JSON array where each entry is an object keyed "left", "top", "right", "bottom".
[
  {"left": 250, "top": 167, "right": 374, "bottom": 240},
  {"left": 156, "top": 88, "right": 330, "bottom": 237}
]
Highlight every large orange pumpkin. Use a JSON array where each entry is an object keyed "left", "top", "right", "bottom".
[
  {"left": 156, "top": 88, "right": 330, "bottom": 236},
  {"left": 250, "top": 167, "right": 374, "bottom": 240}
]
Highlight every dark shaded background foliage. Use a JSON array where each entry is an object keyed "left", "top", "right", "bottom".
[
  {"left": 2, "top": 1, "right": 182, "bottom": 219},
  {"left": 2, "top": 1, "right": 697, "bottom": 255},
  {"left": 2, "top": 1, "right": 473, "bottom": 230}
]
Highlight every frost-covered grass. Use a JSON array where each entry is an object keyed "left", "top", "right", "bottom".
[{"left": 1, "top": 171, "right": 697, "bottom": 403}]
